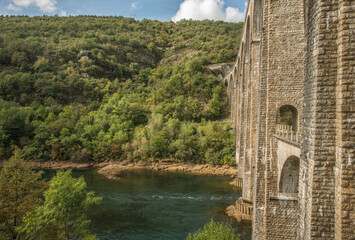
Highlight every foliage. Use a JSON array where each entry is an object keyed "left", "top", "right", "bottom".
[
  {"left": 0, "top": 16, "right": 240, "bottom": 164},
  {"left": 186, "top": 219, "right": 240, "bottom": 240},
  {"left": 0, "top": 149, "right": 46, "bottom": 240},
  {"left": 19, "top": 170, "right": 102, "bottom": 240},
  {"left": 132, "top": 117, "right": 235, "bottom": 164},
  {"left": 279, "top": 105, "right": 294, "bottom": 126}
]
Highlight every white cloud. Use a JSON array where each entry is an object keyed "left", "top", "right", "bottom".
[
  {"left": 13, "top": 0, "right": 32, "bottom": 8},
  {"left": 172, "top": 0, "right": 246, "bottom": 23},
  {"left": 7, "top": 3, "right": 22, "bottom": 12},
  {"left": 225, "top": 6, "right": 244, "bottom": 22},
  {"left": 59, "top": 10, "right": 66, "bottom": 16},
  {"left": 35, "top": 0, "right": 57, "bottom": 12},
  {"left": 131, "top": 2, "right": 139, "bottom": 11},
  {"left": 9, "top": 0, "right": 58, "bottom": 13}
]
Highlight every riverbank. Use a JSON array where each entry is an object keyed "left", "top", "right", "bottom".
[
  {"left": 98, "top": 161, "right": 238, "bottom": 180},
  {"left": 27, "top": 161, "right": 109, "bottom": 170},
  {"left": 26, "top": 160, "right": 238, "bottom": 180}
]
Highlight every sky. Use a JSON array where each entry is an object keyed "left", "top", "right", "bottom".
[{"left": 0, "top": 0, "right": 248, "bottom": 22}]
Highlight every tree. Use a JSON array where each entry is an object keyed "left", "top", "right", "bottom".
[
  {"left": 206, "top": 85, "right": 225, "bottom": 120},
  {"left": 186, "top": 219, "right": 240, "bottom": 240},
  {"left": 0, "top": 149, "right": 46, "bottom": 240},
  {"left": 20, "top": 170, "right": 102, "bottom": 240}
]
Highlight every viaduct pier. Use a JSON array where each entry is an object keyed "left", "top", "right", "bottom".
[{"left": 225, "top": 0, "right": 355, "bottom": 239}]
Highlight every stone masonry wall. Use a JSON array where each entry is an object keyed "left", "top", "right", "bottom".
[
  {"left": 224, "top": 0, "right": 354, "bottom": 239},
  {"left": 263, "top": 0, "right": 305, "bottom": 239},
  {"left": 266, "top": 199, "right": 298, "bottom": 239},
  {"left": 334, "top": 1, "right": 355, "bottom": 239},
  {"left": 300, "top": 0, "right": 355, "bottom": 239}
]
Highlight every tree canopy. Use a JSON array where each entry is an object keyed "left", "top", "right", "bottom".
[
  {"left": 19, "top": 170, "right": 102, "bottom": 240},
  {"left": 0, "top": 16, "right": 241, "bottom": 164},
  {"left": 0, "top": 149, "right": 46, "bottom": 240}
]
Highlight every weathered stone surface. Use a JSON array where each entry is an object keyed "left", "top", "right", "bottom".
[{"left": 225, "top": 0, "right": 354, "bottom": 239}]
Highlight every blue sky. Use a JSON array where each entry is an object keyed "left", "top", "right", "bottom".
[{"left": 0, "top": 0, "right": 247, "bottom": 22}]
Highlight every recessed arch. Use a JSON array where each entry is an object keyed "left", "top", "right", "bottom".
[
  {"left": 277, "top": 105, "right": 299, "bottom": 131},
  {"left": 279, "top": 155, "right": 300, "bottom": 194}
]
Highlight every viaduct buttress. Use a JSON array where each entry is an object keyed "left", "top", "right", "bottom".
[{"left": 225, "top": 0, "right": 355, "bottom": 239}]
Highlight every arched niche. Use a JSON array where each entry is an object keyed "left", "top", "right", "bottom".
[
  {"left": 277, "top": 105, "right": 299, "bottom": 131},
  {"left": 279, "top": 156, "right": 300, "bottom": 194}
]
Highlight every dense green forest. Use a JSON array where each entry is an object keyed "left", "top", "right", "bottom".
[{"left": 0, "top": 16, "right": 242, "bottom": 164}]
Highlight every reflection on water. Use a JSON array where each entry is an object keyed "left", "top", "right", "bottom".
[{"left": 44, "top": 168, "right": 251, "bottom": 240}]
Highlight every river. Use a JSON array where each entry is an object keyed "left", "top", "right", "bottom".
[{"left": 44, "top": 168, "right": 251, "bottom": 240}]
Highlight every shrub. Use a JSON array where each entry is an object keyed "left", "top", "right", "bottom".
[{"left": 186, "top": 219, "right": 240, "bottom": 240}]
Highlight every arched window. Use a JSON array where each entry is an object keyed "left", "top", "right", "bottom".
[
  {"left": 277, "top": 105, "right": 298, "bottom": 131},
  {"left": 279, "top": 156, "right": 300, "bottom": 194}
]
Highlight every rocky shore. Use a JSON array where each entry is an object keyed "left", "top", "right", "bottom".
[
  {"left": 27, "top": 161, "right": 109, "bottom": 170},
  {"left": 98, "top": 161, "right": 238, "bottom": 180},
  {"left": 26, "top": 160, "right": 238, "bottom": 180}
]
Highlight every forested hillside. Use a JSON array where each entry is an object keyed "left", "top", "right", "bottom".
[{"left": 0, "top": 16, "right": 243, "bottom": 164}]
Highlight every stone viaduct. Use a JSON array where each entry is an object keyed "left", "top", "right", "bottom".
[{"left": 224, "top": 0, "right": 354, "bottom": 239}]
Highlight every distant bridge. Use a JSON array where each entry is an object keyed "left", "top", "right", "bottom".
[{"left": 225, "top": 0, "right": 354, "bottom": 239}]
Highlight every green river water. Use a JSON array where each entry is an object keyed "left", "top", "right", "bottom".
[{"left": 44, "top": 168, "right": 252, "bottom": 240}]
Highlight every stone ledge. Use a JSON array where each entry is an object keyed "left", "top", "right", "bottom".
[
  {"left": 274, "top": 135, "right": 301, "bottom": 148},
  {"left": 270, "top": 194, "right": 298, "bottom": 201}
]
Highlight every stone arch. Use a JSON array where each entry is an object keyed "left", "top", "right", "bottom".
[
  {"left": 228, "top": 75, "right": 233, "bottom": 97},
  {"left": 245, "top": 16, "right": 251, "bottom": 61},
  {"left": 279, "top": 155, "right": 300, "bottom": 194},
  {"left": 253, "top": 0, "right": 263, "bottom": 39},
  {"left": 276, "top": 104, "right": 299, "bottom": 132},
  {"left": 240, "top": 42, "right": 244, "bottom": 64},
  {"left": 237, "top": 57, "right": 242, "bottom": 79},
  {"left": 234, "top": 67, "right": 237, "bottom": 88}
]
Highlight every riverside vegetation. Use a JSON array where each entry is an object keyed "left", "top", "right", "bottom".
[
  {"left": 0, "top": 16, "right": 243, "bottom": 165},
  {"left": 0, "top": 150, "right": 101, "bottom": 240}
]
